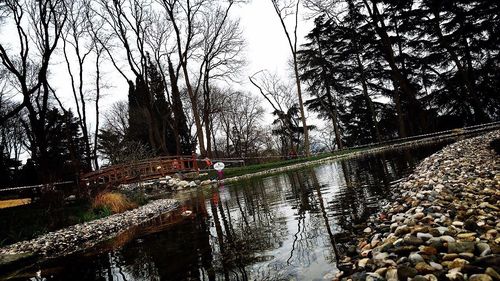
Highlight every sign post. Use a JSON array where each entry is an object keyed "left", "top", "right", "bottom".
[{"left": 213, "top": 162, "right": 225, "bottom": 181}]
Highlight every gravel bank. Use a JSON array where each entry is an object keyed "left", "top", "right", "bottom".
[
  {"left": 338, "top": 130, "right": 500, "bottom": 281},
  {"left": 0, "top": 199, "right": 178, "bottom": 259}
]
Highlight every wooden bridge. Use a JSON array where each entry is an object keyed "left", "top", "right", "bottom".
[{"left": 81, "top": 154, "right": 200, "bottom": 187}]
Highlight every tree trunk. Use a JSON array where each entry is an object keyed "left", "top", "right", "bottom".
[
  {"left": 167, "top": 58, "right": 187, "bottom": 155},
  {"left": 355, "top": 52, "right": 382, "bottom": 142},
  {"left": 293, "top": 58, "right": 311, "bottom": 155},
  {"left": 182, "top": 64, "right": 206, "bottom": 156},
  {"left": 325, "top": 87, "right": 343, "bottom": 150},
  {"left": 392, "top": 82, "right": 407, "bottom": 138},
  {"left": 93, "top": 51, "right": 101, "bottom": 170},
  {"left": 203, "top": 73, "right": 213, "bottom": 158}
]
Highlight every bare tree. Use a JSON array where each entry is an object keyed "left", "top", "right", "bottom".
[
  {"left": 302, "top": 0, "right": 340, "bottom": 20},
  {"left": 0, "top": 0, "right": 68, "bottom": 180},
  {"left": 102, "top": 101, "right": 129, "bottom": 139},
  {"left": 87, "top": 3, "right": 111, "bottom": 170},
  {"left": 195, "top": 1, "right": 245, "bottom": 157},
  {"left": 315, "top": 124, "right": 337, "bottom": 152},
  {"left": 159, "top": 0, "right": 208, "bottom": 155},
  {"left": 249, "top": 70, "right": 307, "bottom": 155},
  {"left": 0, "top": 95, "right": 25, "bottom": 163},
  {"left": 215, "top": 90, "right": 265, "bottom": 158},
  {"left": 62, "top": 0, "right": 94, "bottom": 169},
  {"left": 270, "top": 0, "right": 311, "bottom": 156}
]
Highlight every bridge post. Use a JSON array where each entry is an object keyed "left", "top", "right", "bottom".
[{"left": 192, "top": 152, "right": 199, "bottom": 172}]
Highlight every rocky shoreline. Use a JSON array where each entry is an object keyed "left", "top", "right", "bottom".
[
  {"left": 337, "top": 130, "right": 500, "bottom": 281},
  {"left": 0, "top": 199, "right": 179, "bottom": 264}
]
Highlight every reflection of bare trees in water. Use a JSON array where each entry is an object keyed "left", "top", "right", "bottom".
[
  {"left": 207, "top": 181, "right": 290, "bottom": 280},
  {"left": 207, "top": 171, "right": 338, "bottom": 280},
  {"left": 329, "top": 154, "right": 396, "bottom": 233},
  {"left": 308, "top": 169, "right": 341, "bottom": 264},
  {"left": 286, "top": 171, "right": 321, "bottom": 267}
]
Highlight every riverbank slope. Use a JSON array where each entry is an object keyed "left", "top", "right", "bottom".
[
  {"left": 0, "top": 199, "right": 178, "bottom": 270},
  {"left": 339, "top": 130, "right": 499, "bottom": 281}
]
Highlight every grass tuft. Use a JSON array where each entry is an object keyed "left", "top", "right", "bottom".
[{"left": 92, "top": 192, "right": 137, "bottom": 214}]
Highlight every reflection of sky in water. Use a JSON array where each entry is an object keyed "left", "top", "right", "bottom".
[{"left": 13, "top": 143, "right": 448, "bottom": 281}]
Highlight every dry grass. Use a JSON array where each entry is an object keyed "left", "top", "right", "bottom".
[
  {"left": 0, "top": 198, "right": 32, "bottom": 209},
  {"left": 92, "top": 192, "right": 137, "bottom": 214}
]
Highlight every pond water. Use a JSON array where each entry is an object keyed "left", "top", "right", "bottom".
[{"left": 4, "top": 143, "right": 449, "bottom": 281}]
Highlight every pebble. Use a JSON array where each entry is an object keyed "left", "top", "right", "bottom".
[
  {"left": 339, "top": 131, "right": 500, "bottom": 281},
  {"left": 469, "top": 274, "right": 493, "bottom": 281},
  {"left": 395, "top": 225, "right": 411, "bottom": 236},
  {"left": 440, "top": 235, "right": 456, "bottom": 243},
  {"left": 446, "top": 268, "right": 464, "bottom": 280},
  {"left": 385, "top": 268, "right": 398, "bottom": 281},
  {"left": 416, "top": 232, "right": 433, "bottom": 240},
  {"left": 404, "top": 236, "right": 424, "bottom": 246},
  {"left": 485, "top": 267, "right": 500, "bottom": 280},
  {"left": 429, "top": 261, "right": 443, "bottom": 271},
  {"left": 397, "top": 265, "right": 418, "bottom": 280},
  {"left": 415, "top": 262, "right": 435, "bottom": 274},
  {"left": 448, "top": 242, "right": 475, "bottom": 253},
  {"left": 409, "top": 252, "right": 425, "bottom": 264},
  {"left": 448, "top": 258, "right": 468, "bottom": 269}
]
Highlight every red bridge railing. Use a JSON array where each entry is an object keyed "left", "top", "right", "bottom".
[{"left": 81, "top": 154, "right": 199, "bottom": 186}]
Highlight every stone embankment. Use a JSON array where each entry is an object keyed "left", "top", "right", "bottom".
[
  {"left": 338, "top": 130, "right": 500, "bottom": 281},
  {"left": 0, "top": 199, "right": 178, "bottom": 260}
]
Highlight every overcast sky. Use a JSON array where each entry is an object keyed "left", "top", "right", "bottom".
[
  {"left": 48, "top": 0, "right": 318, "bottom": 128},
  {"left": 233, "top": 0, "right": 313, "bottom": 91},
  {"left": 2, "top": 0, "right": 319, "bottom": 145}
]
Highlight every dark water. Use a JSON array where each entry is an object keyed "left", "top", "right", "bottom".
[{"left": 3, "top": 143, "right": 449, "bottom": 281}]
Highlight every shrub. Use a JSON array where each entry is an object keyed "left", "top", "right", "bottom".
[
  {"left": 126, "top": 191, "right": 149, "bottom": 206},
  {"left": 92, "top": 192, "right": 137, "bottom": 214}
]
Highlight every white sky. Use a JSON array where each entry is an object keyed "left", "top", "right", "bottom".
[
  {"left": 233, "top": 0, "right": 313, "bottom": 90},
  {"left": 51, "top": 0, "right": 318, "bottom": 130},
  {"left": 229, "top": 0, "right": 317, "bottom": 123}
]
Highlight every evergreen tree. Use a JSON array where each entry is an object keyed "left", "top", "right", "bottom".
[
  {"left": 21, "top": 108, "right": 88, "bottom": 182},
  {"left": 405, "top": 0, "right": 500, "bottom": 127},
  {"left": 127, "top": 55, "right": 193, "bottom": 156}
]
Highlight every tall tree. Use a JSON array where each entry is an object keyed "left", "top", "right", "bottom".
[
  {"left": 195, "top": 1, "right": 245, "bottom": 158},
  {"left": 160, "top": 0, "right": 208, "bottom": 156},
  {"left": 407, "top": 0, "right": 500, "bottom": 126},
  {"left": 298, "top": 16, "right": 345, "bottom": 149},
  {"left": 98, "top": 0, "right": 169, "bottom": 155},
  {"left": 270, "top": 0, "right": 311, "bottom": 156},
  {"left": 62, "top": 0, "right": 94, "bottom": 170},
  {"left": 0, "top": 0, "right": 69, "bottom": 181}
]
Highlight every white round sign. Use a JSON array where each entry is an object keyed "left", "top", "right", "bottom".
[{"left": 213, "top": 162, "right": 225, "bottom": 171}]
